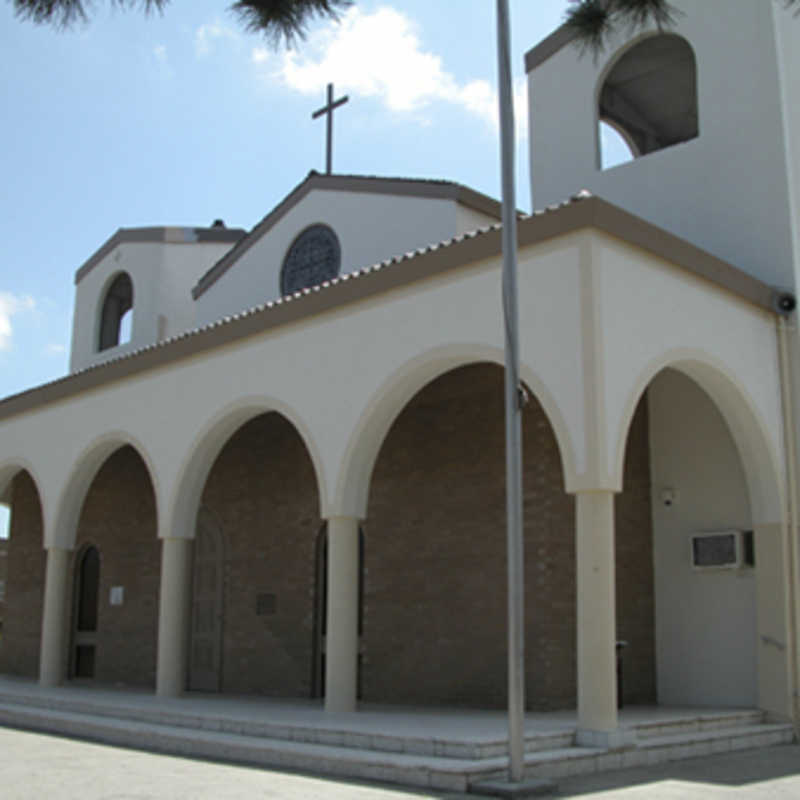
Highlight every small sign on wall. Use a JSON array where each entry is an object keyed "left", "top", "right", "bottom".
[
  {"left": 256, "top": 593, "right": 276, "bottom": 616},
  {"left": 110, "top": 586, "right": 125, "bottom": 606}
]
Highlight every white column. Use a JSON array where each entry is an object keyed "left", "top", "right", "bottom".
[
  {"left": 575, "top": 490, "right": 628, "bottom": 747},
  {"left": 156, "top": 536, "right": 192, "bottom": 697},
  {"left": 39, "top": 547, "right": 71, "bottom": 687},
  {"left": 325, "top": 516, "right": 359, "bottom": 713}
]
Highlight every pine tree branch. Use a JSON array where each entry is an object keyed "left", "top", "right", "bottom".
[
  {"left": 229, "top": 0, "right": 351, "bottom": 47},
  {"left": 12, "top": 0, "right": 169, "bottom": 29}
]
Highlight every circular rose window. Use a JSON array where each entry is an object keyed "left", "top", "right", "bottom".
[{"left": 280, "top": 224, "right": 341, "bottom": 295}]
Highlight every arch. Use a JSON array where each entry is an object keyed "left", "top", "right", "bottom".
[
  {"left": 597, "top": 32, "right": 699, "bottom": 167},
  {"left": 333, "top": 344, "right": 577, "bottom": 519},
  {"left": 168, "top": 397, "right": 327, "bottom": 541},
  {"left": 0, "top": 459, "right": 45, "bottom": 520},
  {"left": 97, "top": 271, "right": 134, "bottom": 352},
  {"left": 50, "top": 432, "right": 160, "bottom": 551},
  {"left": 614, "top": 349, "right": 784, "bottom": 525}
]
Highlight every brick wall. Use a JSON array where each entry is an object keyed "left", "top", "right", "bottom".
[
  {"left": 0, "top": 471, "right": 45, "bottom": 677},
  {"left": 363, "top": 363, "right": 654, "bottom": 709},
  {"left": 200, "top": 413, "right": 319, "bottom": 696},
  {"left": 71, "top": 446, "right": 159, "bottom": 687}
]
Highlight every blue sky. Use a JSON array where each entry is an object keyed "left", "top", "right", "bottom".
[{"left": 0, "top": 0, "right": 631, "bottom": 535}]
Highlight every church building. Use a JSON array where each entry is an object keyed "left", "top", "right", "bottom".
[{"left": 0, "top": 0, "right": 798, "bottom": 760}]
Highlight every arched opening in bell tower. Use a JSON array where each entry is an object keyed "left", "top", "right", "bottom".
[{"left": 598, "top": 33, "right": 698, "bottom": 169}]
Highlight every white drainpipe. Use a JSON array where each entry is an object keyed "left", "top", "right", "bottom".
[{"left": 776, "top": 315, "right": 800, "bottom": 736}]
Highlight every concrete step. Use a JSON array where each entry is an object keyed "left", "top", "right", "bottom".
[
  {"left": 481, "top": 724, "right": 797, "bottom": 783},
  {"left": 0, "top": 696, "right": 794, "bottom": 793},
  {"left": 631, "top": 709, "right": 765, "bottom": 740},
  {"left": 0, "top": 686, "right": 574, "bottom": 759},
  {"left": 0, "top": 700, "right": 591, "bottom": 793}
]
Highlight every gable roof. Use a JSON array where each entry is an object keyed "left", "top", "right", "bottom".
[
  {"left": 190, "top": 172, "right": 504, "bottom": 300},
  {"left": 0, "top": 192, "right": 781, "bottom": 423},
  {"left": 74, "top": 226, "right": 247, "bottom": 286}
]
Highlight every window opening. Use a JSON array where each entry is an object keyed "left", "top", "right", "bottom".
[
  {"left": 281, "top": 225, "right": 341, "bottom": 296},
  {"left": 98, "top": 273, "right": 133, "bottom": 351},
  {"left": 118, "top": 307, "right": 133, "bottom": 346},
  {"left": 600, "top": 121, "right": 636, "bottom": 169},
  {"left": 599, "top": 34, "right": 698, "bottom": 169}
]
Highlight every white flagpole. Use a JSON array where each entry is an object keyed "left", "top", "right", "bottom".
[{"left": 495, "top": 0, "right": 526, "bottom": 784}]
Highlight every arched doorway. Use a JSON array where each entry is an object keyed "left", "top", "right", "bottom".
[
  {"left": 362, "top": 362, "right": 577, "bottom": 709},
  {"left": 197, "top": 411, "right": 320, "bottom": 697},
  {"left": 70, "top": 445, "right": 159, "bottom": 686},
  {"left": 641, "top": 368, "right": 757, "bottom": 706},
  {"left": 0, "top": 470, "right": 45, "bottom": 678}
]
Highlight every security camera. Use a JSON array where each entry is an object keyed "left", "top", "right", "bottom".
[
  {"left": 660, "top": 488, "right": 676, "bottom": 507},
  {"left": 772, "top": 290, "right": 797, "bottom": 315}
]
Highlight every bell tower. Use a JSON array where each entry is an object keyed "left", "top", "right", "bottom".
[{"left": 526, "top": 0, "right": 800, "bottom": 292}]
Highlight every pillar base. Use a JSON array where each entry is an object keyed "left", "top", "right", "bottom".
[{"left": 575, "top": 727, "right": 635, "bottom": 749}]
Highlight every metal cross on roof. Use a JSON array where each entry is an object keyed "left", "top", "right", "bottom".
[{"left": 312, "top": 83, "right": 349, "bottom": 175}]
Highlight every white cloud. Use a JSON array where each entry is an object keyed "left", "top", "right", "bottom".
[
  {"left": 253, "top": 6, "right": 528, "bottom": 135},
  {"left": 195, "top": 21, "right": 240, "bottom": 58},
  {"left": 0, "top": 293, "right": 35, "bottom": 352},
  {"left": 45, "top": 343, "right": 67, "bottom": 357},
  {"left": 153, "top": 44, "right": 168, "bottom": 64}
]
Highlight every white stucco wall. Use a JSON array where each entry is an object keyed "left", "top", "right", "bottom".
[
  {"left": 194, "top": 190, "right": 486, "bottom": 328},
  {"left": 774, "top": 0, "right": 800, "bottom": 294},
  {"left": 593, "top": 233, "right": 784, "bottom": 525},
  {"left": 155, "top": 242, "right": 236, "bottom": 341},
  {"left": 455, "top": 206, "right": 499, "bottom": 236},
  {"left": 648, "top": 369, "right": 757, "bottom": 708},
  {"left": 528, "top": 0, "right": 796, "bottom": 289},
  {"left": 70, "top": 238, "right": 236, "bottom": 373}
]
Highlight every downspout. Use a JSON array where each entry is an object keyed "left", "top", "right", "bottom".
[{"left": 776, "top": 315, "right": 800, "bottom": 736}]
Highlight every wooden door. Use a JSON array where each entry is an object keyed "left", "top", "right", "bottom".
[{"left": 189, "top": 508, "right": 224, "bottom": 692}]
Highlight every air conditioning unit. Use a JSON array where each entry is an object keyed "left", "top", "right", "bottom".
[{"left": 690, "top": 530, "right": 747, "bottom": 570}]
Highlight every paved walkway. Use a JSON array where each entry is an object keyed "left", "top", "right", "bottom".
[{"left": 0, "top": 725, "right": 798, "bottom": 799}]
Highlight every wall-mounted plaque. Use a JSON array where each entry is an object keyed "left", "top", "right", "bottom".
[
  {"left": 256, "top": 593, "right": 277, "bottom": 616},
  {"left": 280, "top": 224, "right": 341, "bottom": 295}
]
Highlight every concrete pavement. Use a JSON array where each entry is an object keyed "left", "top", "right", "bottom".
[{"left": 0, "top": 725, "right": 797, "bottom": 799}]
